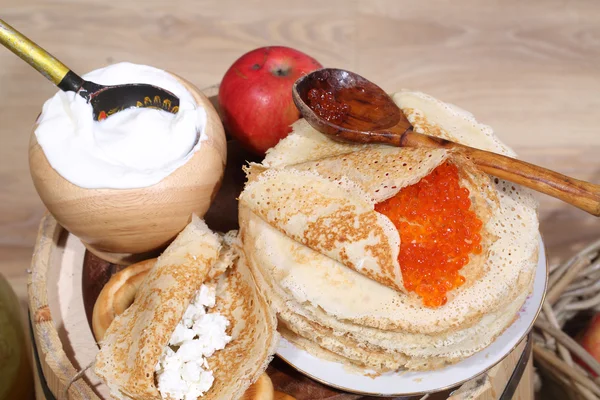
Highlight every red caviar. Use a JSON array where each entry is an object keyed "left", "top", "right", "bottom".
[
  {"left": 374, "top": 161, "right": 483, "bottom": 308},
  {"left": 307, "top": 88, "right": 350, "bottom": 123}
]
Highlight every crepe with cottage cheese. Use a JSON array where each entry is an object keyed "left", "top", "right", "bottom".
[
  {"left": 94, "top": 216, "right": 279, "bottom": 399},
  {"left": 238, "top": 90, "right": 539, "bottom": 372}
]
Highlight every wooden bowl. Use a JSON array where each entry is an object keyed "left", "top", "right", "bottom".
[{"left": 28, "top": 76, "right": 227, "bottom": 265}]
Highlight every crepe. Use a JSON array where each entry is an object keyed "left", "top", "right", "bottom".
[
  {"left": 241, "top": 147, "right": 497, "bottom": 296},
  {"left": 238, "top": 90, "right": 539, "bottom": 371},
  {"left": 94, "top": 216, "right": 279, "bottom": 399}
]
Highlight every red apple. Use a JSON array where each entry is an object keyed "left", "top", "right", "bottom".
[{"left": 218, "top": 46, "right": 323, "bottom": 155}]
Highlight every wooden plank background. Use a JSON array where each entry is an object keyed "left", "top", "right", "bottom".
[{"left": 1, "top": 0, "right": 599, "bottom": 397}]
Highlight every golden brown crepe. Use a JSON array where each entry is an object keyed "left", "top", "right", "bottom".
[
  {"left": 241, "top": 148, "right": 496, "bottom": 296},
  {"left": 92, "top": 259, "right": 284, "bottom": 400},
  {"left": 94, "top": 216, "right": 279, "bottom": 399}
]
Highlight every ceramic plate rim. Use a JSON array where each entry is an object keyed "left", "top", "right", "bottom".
[{"left": 275, "top": 236, "right": 548, "bottom": 396}]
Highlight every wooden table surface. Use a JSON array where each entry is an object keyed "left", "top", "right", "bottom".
[{"left": 1, "top": 0, "right": 599, "bottom": 397}]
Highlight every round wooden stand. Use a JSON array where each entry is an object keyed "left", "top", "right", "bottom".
[{"left": 26, "top": 86, "right": 535, "bottom": 400}]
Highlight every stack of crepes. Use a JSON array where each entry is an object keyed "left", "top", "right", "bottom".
[{"left": 238, "top": 90, "right": 540, "bottom": 372}]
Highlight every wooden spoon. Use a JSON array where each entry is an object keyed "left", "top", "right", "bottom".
[
  {"left": 0, "top": 19, "right": 179, "bottom": 121},
  {"left": 293, "top": 68, "right": 600, "bottom": 217}
]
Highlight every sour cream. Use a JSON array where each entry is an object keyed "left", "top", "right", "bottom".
[{"left": 34, "top": 62, "right": 207, "bottom": 189}]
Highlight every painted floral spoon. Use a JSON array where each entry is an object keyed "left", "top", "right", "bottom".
[{"left": 0, "top": 18, "right": 179, "bottom": 121}]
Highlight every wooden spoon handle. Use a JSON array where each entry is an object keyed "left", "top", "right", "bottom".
[{"left": 401, "top": 130, "right": 600, "bottom": 216}]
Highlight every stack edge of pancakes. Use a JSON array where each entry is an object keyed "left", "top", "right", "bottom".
[{"left": 238, "top": 90, "right": 540, "bottom": 373}]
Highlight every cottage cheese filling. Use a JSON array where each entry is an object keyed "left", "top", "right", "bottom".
[{"left": 155, "top": 283, "right": 232, "bottom": 399}]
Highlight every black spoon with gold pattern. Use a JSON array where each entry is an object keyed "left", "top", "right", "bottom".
[{"left": 0, "top": 18, "right": 179, "bottom": 121}]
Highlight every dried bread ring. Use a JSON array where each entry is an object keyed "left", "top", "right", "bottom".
[
  {"left": 240, "top": 373, "right": 274, "bottom": 400},
  {"left": 92, "top": 258, "right": 156, "bottom": 342},
  {"left": 273, "top": 392, "right": 296, "bottom": 400}
]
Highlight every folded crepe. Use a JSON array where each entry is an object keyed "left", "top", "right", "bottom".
[
  {"left": 94, "top": 216, "right": 279, "bottom": 399},
  {"left": 238, "top": 90, "right": 539, "bottom": 371},
  {"left": 241, "top": 147, "right": 497, "bottom": 296}
]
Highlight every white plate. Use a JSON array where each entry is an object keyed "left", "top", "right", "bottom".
[{"left": 275, "top": 238, "right": 547, "bottom": 396}]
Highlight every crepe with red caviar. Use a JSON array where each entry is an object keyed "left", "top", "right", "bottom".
[
  {"left": 242, "top": 147, "right": 498, "bottom": 307},
  {"left": 238, "top": 90, "right": 539, "bottom": 372},
  {"left": 94, "top": 216, "right": 279, "bottom": 399}
]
